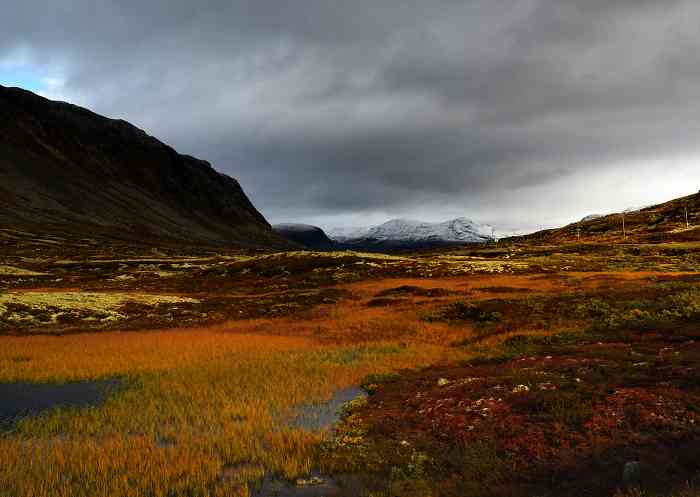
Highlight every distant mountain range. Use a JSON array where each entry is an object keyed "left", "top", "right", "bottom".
[
  {"left": 287, "top": 192, "right": 700, "bottom": 251},
  {"left": 0, "top": 85, "right": 288, "bottom": 249},
  {"left": 327, "top": 217, "right": 494, "bottom": 250}
]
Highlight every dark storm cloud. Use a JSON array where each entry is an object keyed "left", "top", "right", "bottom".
[{"left": 3, "top": 0, "right": 700, "bottom": 229}]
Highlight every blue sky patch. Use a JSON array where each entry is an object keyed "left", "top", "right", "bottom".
[{"left": 0, "top": 64, "right": 44, "bottom": 93}]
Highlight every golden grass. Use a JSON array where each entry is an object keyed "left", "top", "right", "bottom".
[
  {"left": 344, "top": 274, "right": 564, "bottom": 295},
  {"left": 3, "top": 271, "right": 672, "bottom": 496},
  {"left": 264, "top": 250, "right": 409, "bottom": 261},
  {"left": 0, "top": 307, "right": 464, "bottom": 496}
]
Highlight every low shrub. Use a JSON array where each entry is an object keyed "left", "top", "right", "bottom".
[{"left": 423, "top": 301, "right": 503, "bottom": 323}]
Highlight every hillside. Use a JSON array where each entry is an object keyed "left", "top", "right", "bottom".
[
  {"left": 272, "top": 223, "right": 334, "bottom": 250},
  {"left": 0, "top": 85, "right": 288, "bottom": 249},
  {"left": 513, "top": 192, "right": 700, "bottom": 244}
]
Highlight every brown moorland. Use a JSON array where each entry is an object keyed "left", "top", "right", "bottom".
[{"left": 2, "top": 225, "right": 700, "bottom": 496}]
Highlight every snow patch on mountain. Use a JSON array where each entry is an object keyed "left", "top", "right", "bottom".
[
  {"left": 326, "top": 225, "right": 371, "bottom": 243},
  {"left": 622, "top": 205, "right": 654, "bottom": 213},
  {"left": 328, "top": 217, "right": 494, "bottom": 245}
]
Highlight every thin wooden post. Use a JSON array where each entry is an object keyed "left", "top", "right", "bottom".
[{"left": 622, "top": 213, "right": 626, "bottom": 240}]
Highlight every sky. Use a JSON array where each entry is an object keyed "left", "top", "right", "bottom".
[{"left": 2, "top": 0, "right": 700, "bottom": 234}]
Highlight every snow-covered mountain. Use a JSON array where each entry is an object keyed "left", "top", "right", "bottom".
[
  {"left": 326, "top": 225, "right": 370, "bottom": 243},
  {"left": 327, "top": 217, "right": 494, "bottom": 250}
]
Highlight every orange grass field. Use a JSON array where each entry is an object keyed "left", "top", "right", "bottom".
[
  {"left": 0, "top": 272, "right": 681, "bottom": 497},
  {"left": 0, "top": 292, "right": 473, "bottom": 497}
]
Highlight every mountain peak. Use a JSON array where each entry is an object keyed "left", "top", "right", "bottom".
[{"left": 328, "top": 217, "right": 493, "bottom": 250}]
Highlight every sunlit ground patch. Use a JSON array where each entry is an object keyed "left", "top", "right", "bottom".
[
  {"left": 0, "top": 325, "right": 456, "bottom": 497},
  {"left": 0, "top": 265, "right": 47, "bottom": 276},
  {"left": 0, "top": 291, "right": 199, "bottom": 328}
]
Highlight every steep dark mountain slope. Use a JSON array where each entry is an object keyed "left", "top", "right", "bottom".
[{"left": 0, "top": 85, "right": 287, "bottom": 248}]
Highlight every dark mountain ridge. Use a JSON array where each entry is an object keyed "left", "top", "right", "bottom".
[
  {"left": 272, "top": 223, "right": 335, "bottom": 250},
  {"left": 0, "top": 85, "right": 287, "bottom": 249}
]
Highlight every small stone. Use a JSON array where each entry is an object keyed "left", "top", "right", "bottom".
[
  {"left": 296, "top": 476, "right": 324, "bottom": 486},
  {"left": 623, "top": 461, "right": 641, "bottom": 487}
]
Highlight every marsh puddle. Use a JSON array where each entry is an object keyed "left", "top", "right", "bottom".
[
  {"left": 249, "top": 387, "right": 368, "bottom": 496},
  {"left": 251, "top": 473, "right": 365, "bottom": 497},
  {"left": 289, "top": 386, "right": 366, "bottom": 432},
  {"left": 0, "top": 379, "right": 118, "bottom": 426}
]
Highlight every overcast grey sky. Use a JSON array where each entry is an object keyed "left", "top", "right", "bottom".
[{"left": 2, "top": 0, "right": 700, "bottom": 233}]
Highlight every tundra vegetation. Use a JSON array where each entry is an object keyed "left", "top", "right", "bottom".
[{"left": 1, "top": 234, "right": 700, "bottom": 496}]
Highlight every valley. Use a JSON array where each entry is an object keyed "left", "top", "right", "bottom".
[
  {"left": 2, "top": 236, "right": 700, "bottom": 496},
  {"left": 2, "top": 84, "right": 700, "bottom": 497}
]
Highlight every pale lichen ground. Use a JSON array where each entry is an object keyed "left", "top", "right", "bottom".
[
  {"left": 0, "top": 265, "right": 48, "bottom": 276},
  {"left": 0, "top": 292, "right": 199, "bottom": 326}
]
